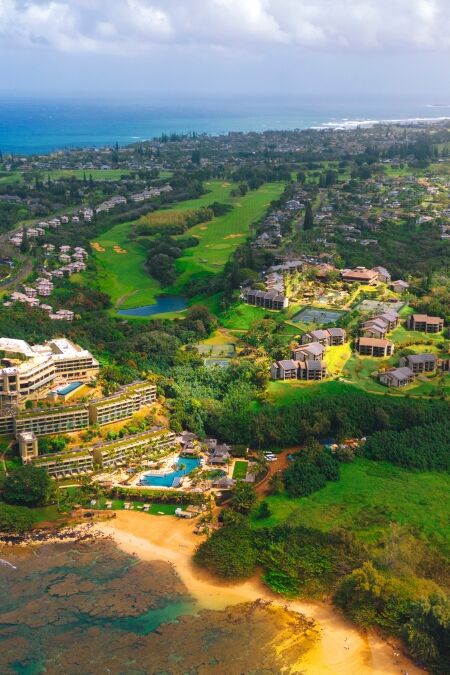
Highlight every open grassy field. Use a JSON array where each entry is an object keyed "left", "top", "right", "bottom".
[
  {"left": 91, "top": 180, "right": 284, "bottom": 313},
  {"left": 266, "top": 380, "right": 355, "bottom": 406},
  {"left": 219, "top": 303, "right": 287, "bottom": 331},
  {"left": 251, "top": 458, "right": 450, "bottom": 554}
]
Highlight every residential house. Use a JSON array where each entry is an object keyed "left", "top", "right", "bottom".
[
  {"left": 391, "top": 280, "right": 409, "bottom": 294},
  {"left": 373, "top": 266, "right": 391, "bottom": 283}
]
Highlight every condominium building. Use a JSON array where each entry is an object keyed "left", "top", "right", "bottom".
[
  {"left": 356, "top": 337, "right": 394, "bottom": 357},
  {"left": 33, "top": 449, "right": 94, "bottom": 478},
  {"left": 244, "top": 289, "right": 289, "bottom": 310},
  {"left": 406, "top": 314, "right": 444, "bottom": 333},
  {"left": 14, "top": 404, "right": 90, "bottom": 436},
  {"left": 92, "top": 428, "right": 177, "bottom": 469},
  {"left": 89, "top": 382, "right": 157, "bottom": 425},
  {"left": 399, "top": 353, "right": 437, "bottom": 374}
]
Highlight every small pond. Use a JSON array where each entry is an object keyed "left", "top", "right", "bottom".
[{"left": 118, "top": 295, "right": 188, "bottom": 317}]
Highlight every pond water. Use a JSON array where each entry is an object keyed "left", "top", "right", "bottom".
[{"left": 117, "top": 295, "right": 187, "bottom": 317}]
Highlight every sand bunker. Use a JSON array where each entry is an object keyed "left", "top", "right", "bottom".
[
  {"left": 91, "top": 242, "right": 105, "bottom": 252},
  {"left": 224, "top": 233, "right": 245, "bottom": 239},
  {"left": 113, "top": 246, "right": 128, "bottom": 254},
  {"left": 199, "top": 226, "right": 208, "bottom": 231}
]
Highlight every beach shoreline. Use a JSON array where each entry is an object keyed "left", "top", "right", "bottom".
[{"left": 91, "top": 511, "right": 426, "bottom": 675}]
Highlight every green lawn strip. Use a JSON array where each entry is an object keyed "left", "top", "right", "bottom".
[
  {"left": 232, "top": 460, "right": 249, "bottom": 480},
  {"left": 46, "top": 169, "right": 132, "bottom": 181},
  {"left": 251, "top": 458, "right": 450, "bottom": 554},
  {"left": 85, "top": 497, "right": 178, "bottom": 515}
]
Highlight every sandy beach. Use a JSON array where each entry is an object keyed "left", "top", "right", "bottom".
[{"left": 93, "top": 512, "right": 426, "bottom": 675}]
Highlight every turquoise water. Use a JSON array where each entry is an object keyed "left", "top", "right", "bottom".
[
  {"left": 140, "top": 457, "right": 201, "bottom": 487},
  {"left": 1, "top": 97, "right": 449, "bottom": 154},
  {"left": 117, "top": 295, "right": 187, "bottom": 317},
  {"left": 56, "top": 381, "right": 83, "bottom": 395}
]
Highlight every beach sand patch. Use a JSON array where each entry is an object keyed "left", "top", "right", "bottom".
[{"left": 91, "top": 242, "right": 105, "bottom": 252}]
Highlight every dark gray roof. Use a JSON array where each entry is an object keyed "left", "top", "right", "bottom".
[
  {"left": 302, "top": 342, "right": 325, "bottom": 356},
  {"left": 327, "top": 327, "right": 346, "bottom": 336},
  {"left": 406, "top": 353, "right": 437, "bottom": 363}
]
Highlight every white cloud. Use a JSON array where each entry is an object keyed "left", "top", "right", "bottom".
[{"left": 1, "top": 0, "right": 450, "bottom": 54}]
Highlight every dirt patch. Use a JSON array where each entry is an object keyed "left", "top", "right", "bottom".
[{"left": 91, "top": 242, "right": 105, "bottom": 252}]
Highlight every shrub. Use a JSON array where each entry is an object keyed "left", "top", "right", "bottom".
[
  {"left": 0, "top": 502, "right": 34, "bottom": 534},
  {"left": 3, "top": 465, "right": 54, "bottom": 507}
]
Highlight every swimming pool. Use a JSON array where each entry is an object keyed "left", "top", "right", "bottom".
[
  {"left": 139, "top": 457, "right": 201, "bottom": 487},
  {"left": 56, "top": 381, "right": 83, "bottom": 396}
]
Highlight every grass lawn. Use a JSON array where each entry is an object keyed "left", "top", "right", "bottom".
[
  {"left": 325, "top": 344, "right": 352, "bottom": 377},
  {"left": 391, "top": 324, "right": 446, "bottom": 346},
  {"left": 30, "top": 505, "right": 64, "bottom": 524},
  {"left": 219, "top": 302, "right": 289, "bottom": 330},
  {"left": 266, "top": 380, "right": 356, "bottom": 406},
  {"left": 232, "top": 460, "right": 248, "bottom": 480},
  {"left": 344, "top": 354, "right": 448, "bottom": 398},
  {"left": 251, "top": 458, "right": 450, "bottom": 554},
  {"left": 86, "top": 497, "right": 178, "bottom": 516}
]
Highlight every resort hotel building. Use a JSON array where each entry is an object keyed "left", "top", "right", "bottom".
[{"left": 0, "top": 337, "right": 99, "bottom": 407}]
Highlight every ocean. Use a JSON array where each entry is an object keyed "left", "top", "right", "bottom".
[{"left": 1, "top": 96, "right": 449, "bottom": 155}]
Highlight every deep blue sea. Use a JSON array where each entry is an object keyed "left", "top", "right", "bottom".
[{"left": 1, "top": 97, "right": 449, "bottom": 154}]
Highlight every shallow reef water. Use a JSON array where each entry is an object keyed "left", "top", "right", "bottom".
[{"left": 0, "top": 539, "right": 316, "bottom": 674}]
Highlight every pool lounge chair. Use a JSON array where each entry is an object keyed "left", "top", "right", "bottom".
[{"left": 124, "top": 502, "right": 131, "bottom": 510}]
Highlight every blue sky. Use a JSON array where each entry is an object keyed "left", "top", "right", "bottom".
[{"left": 1, "top": 0, "right": 449, "bottom": 99}]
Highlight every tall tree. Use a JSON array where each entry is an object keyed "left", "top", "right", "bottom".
[
  {"left": 303, "top": 203, "right": 314, "bottom": 230},
  {"left": 20, "top": 226, "right": 30, "bottom": 253}
]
